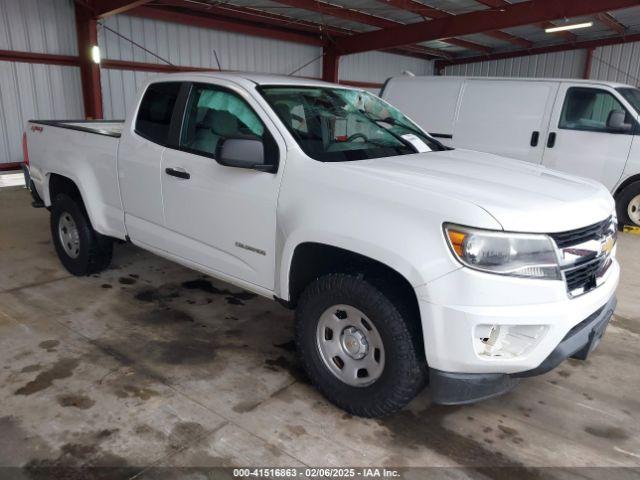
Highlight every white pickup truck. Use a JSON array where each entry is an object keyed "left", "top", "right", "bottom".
[{"left": 25, "top": 73, "right": 619, "bottom": 417}]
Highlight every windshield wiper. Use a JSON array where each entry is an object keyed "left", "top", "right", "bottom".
[{"left": 378, "top": 116, "right": 450, "bottom": 151}]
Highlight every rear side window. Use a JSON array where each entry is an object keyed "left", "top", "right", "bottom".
[
  {"left": 135, "top": 82, "right": 182, "bottom": 145},
  {"left": 559, "top": 87, "right": 632, "bottom": 133}
]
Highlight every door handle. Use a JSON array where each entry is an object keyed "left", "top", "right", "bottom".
[
  {"left": 530, "top": 131, "right": 540, "bottom": 147},
  {"left": 165, "top": 167, "right": 190, "bottom": 179},
  {"left": 546, "top": 132, "right": 556, "bottom": 148}
]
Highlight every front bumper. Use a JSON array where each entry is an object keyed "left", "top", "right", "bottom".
[{"left": 428, "top": 294, "right": 616, "bottom": 404}]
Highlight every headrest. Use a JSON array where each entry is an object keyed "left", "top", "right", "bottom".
[{"left": 210, "top": 110, "right": 238, "bottom": 137}]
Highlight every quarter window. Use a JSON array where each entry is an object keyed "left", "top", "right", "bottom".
[
  {"left": 135, "top": 82, "right": 182, "bottom": 145},
  {"left": 559, "top": 87, "right": 633, "bottom": 133}
]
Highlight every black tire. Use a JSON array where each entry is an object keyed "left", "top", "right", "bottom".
[
  {"left": 50, "top": 194, "right": 113, "bottom": 276},
  {"left": 295, "top": 274, "right": 427, "bottom": 417},
  {"left": 616, "top": 181, "right": 640, "bottom": 227}
]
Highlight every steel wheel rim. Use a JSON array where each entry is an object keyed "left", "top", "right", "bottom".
[
  {"left": 58, "top": 212, "right": 80, "bottom": 259},
  {"left": 628, "top": 194, "right": 640, "bottom": 226},
  {"left": 316, "top": 304, "right": 385, "bottom": 387}
]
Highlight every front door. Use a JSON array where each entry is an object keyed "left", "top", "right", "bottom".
[
  {"left": 160, "top": 81, "right": 285, "bottom": 290},
  {"left": 542, "top": 84, "right": 635, "bottom": 190}
]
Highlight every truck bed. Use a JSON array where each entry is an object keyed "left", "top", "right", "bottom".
[{"left": 30, "top": 120, "right": 124, "bottom": 138}]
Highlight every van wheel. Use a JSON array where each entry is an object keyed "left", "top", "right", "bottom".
[
  {"left": 616, "top": 181, "right": 640, "bottom": 227},
  {"left": 295, "top": 274, "right": 426, "bottom": 417},
  {"left": 50, "top": 194, "right": 113, "bottom": 276}
]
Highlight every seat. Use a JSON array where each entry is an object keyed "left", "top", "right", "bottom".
[{"left": 190, "top": 110, "right": 238, "bottom": 155}]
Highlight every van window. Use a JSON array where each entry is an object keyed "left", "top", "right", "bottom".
[
  {"left": 559, "top": 87, "right": 632, "bottom": 133},
  {"left": 135, "top": 82, "right": 182, "bottom": 145}
]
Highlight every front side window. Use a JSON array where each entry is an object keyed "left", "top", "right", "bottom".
[
  {"left": 180, "top": 84, "right": 267, "bottom": 157},
  {"left": 135, "top": 82, "right": 181, "bottom": 145},
  {"left": 260, "top": 86, "right": 447, "bottom": 162},
  {"left": 559, "top": 87, "right": 634, "bottom": 133}
]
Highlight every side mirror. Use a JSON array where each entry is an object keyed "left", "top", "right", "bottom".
[
  {"left": 607, "top": 110, "right": 632, "bottom": 133},
  {"left": 216, "top": 137, "right": 275, "bottom": 172}
]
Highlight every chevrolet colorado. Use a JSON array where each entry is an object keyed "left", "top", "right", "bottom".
[{"left": 24, "top": 73, "right": 619, "bottom": 417}]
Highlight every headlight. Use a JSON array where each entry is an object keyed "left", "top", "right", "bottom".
[{"left": 444, "top": 224, "right": 560, "bottom": 280}]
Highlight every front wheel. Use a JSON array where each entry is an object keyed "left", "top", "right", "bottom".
[
  {"left": 50, "top": 194, "right": 113, "bottom": 276},
  {"left": 295, "top": 274, "right": 427, "bottom": 417},
  {"left": 617, "top": 181, "right": 640, "bottom": 227}
]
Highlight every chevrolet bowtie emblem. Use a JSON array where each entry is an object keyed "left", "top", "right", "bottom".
[{"left": 601, "top": 236, "right": 615, "bottom": 256}]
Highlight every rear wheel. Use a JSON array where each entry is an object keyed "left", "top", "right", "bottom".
[
  {"left": 295, "top": 274, "right": 427, "bottom": 417},
  {"left": 50, "top": 194, "right": 113, "bottom": 276}
]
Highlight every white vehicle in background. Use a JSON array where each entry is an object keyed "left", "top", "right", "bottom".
[
  {"left": 24, "top": 73, "right": 618, "bottom": 417},
  {"left": 381, "top": 75, "right": 640, "bottom": 227}
]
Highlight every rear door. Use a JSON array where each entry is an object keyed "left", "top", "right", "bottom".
[
  {"left": 159, "top": 80, "right": 285, "bottom": 290},
  {"left": 118, "top": 81, "right": 183, "bottom": 247},
  {"left": 453, "top": 79, "right": 558, "bottom": 164},
  {"left": 542, "top": 84, "right": 635, "bottom": 190}
]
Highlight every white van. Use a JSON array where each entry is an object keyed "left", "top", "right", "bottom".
[{"left": 381, "top": 76, "right": 640, "bottom": 226}]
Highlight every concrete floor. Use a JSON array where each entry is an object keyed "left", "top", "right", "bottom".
[{"left": 1, "top": 185, "right": 640, "bottom": 479}]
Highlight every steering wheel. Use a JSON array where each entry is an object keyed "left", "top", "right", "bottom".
[{"left": 346, "top": 132, "right": 368, "bottom": 142}]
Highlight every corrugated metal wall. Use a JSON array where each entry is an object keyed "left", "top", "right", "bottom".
[
  {"left": 443, "top": 49, "right": 587, "bottom": 79},
  {"left": 0, "top": 0, "right": 82, "bottom": 166},
  {"left": 99, "top": 14, "right": 323, "bottom": 119},
  {"left": 589, "top": 41, "right": 640, "bottom": 86},
  {"left": 99, "top": 15, "right": 434, "bottom": 118},
  {"left": 340, "top": 51, "right": 433, "bottom": 84}
]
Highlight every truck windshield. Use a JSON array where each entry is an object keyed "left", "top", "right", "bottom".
[
  {"left": 617, "top": 87, "right": 640, "bottom": 114},
  {"left": 260, "top": 86, "right": 446, "bottom": 162}
]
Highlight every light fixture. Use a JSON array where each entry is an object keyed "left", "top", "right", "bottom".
[
  {"left": 545, "top": 21, "right": 593, "bottom": 33},
  {"left": 91, "top": 45, "right": 101, "bottom": 64}
]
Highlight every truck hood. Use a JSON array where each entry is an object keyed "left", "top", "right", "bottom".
[{"left": 339, "top": 149, "right": 614, "bottom": 233}]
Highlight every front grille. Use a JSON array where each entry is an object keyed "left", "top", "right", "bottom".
[
  {"left": 548, "top": 217, "right": 611, "bottom": 249},
  {"left": 564, "top": 258, "right": 605, "bottom": 293}
]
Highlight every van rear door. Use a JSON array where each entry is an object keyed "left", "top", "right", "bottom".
[
  {"left": 453, "top": 79, "right": 558, "bottom": 164},
  {"left": 541, "top": 83, "right": 635, "bottom": 191}
]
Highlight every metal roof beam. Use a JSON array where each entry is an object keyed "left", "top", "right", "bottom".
[
  {"left": 379, "top": 0, "right": 532, "bottom": 48},
  {"left": 596, "top": 12, "right": 627, "bottom": 34},
  {"left": 270, "top": 0, "right": 491, "bottom": 53},
  {"left": 336, "top": 0, "right": 639, "bottom": 55},
  {"left": 89, "top": 0, "right": 154, "bottom": 18},
  {"left": 436, "top": 31, "right": 640, "bottom": 70}
]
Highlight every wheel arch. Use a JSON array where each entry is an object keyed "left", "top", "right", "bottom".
[
  {"left": 614, "top": 173, "right": 640, "bottom": 199},
  {"left": 284, "top": 242, "right": 424, "bottom": 353}
]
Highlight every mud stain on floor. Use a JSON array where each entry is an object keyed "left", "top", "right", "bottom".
[
  {"left": 134, "top": 286, "right": 180, "bottom": 304},
  {"left": 118, "top": 277, "right": 136, "bottom": 285},
  {"left": 612, "top": 314, "right": 640, "bottom": 335},
  {"left": 232, "top": 400, "right": 261, "bottom": 414},
  {"left": 113, "top": 384, "right": 160, "bottom": 401},
  {"left": 57, "top": 393, "right": 95, "bottom": 410},
  {"left": 15, "top": 358, "right": 80, "bottom": 396},
  {"left": 264, "top": 355, "right": 309, "bottom": 384},
  {"left": 20, "top": 364, "right": 42, "bottom": 373},
  {"left": 38, "top": 340, "right": 59, "bottom": 352},
  {"left": 23, "top": 428, "right": 134, "bottom": 480},
  {"left": 584, "top": 425, "right": 629, "bottom": 440},
  {"left": 182, "top": 279, "right": 257, "bottom": 303},
  {"left": 378, "top": 405, "right": 546, "bottom": 480}
]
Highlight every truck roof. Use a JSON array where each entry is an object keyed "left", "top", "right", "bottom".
[
  {"left": 144, "top": 71, "right": 343, "bottom": 88},
  {"left": 387, "top": 75, "right": 636, "bottom": 90}
]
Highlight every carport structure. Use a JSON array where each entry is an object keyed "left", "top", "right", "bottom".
[{"left": 2, "top": 0, "right": 640, "bottom": 142}]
